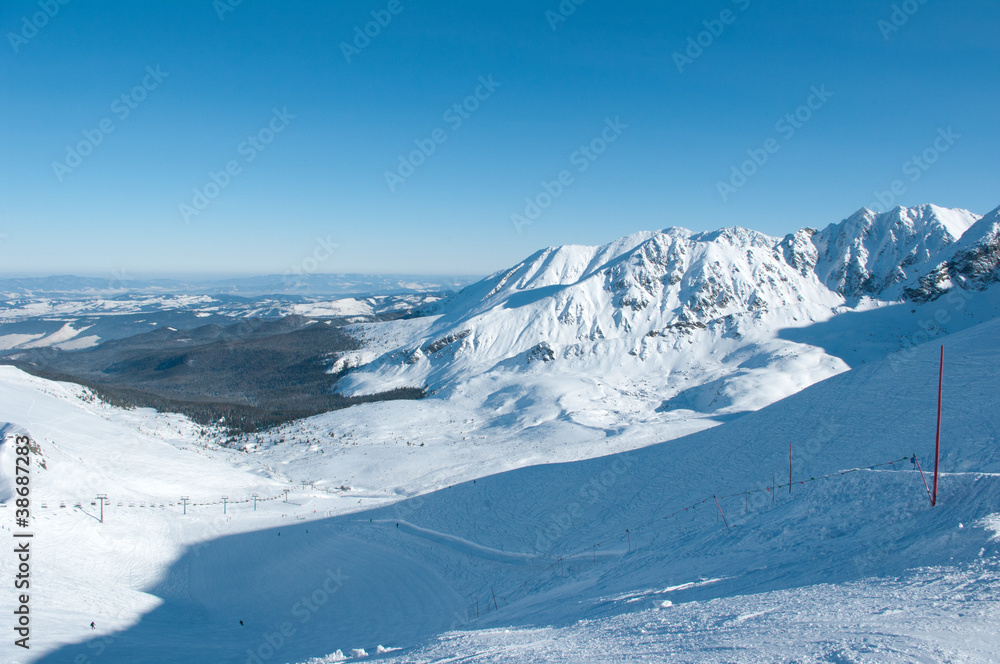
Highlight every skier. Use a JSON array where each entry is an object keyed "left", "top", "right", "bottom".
[
  {"left": 90, "top": 622, "right": 95, "bottom": 630},
  {"left": 240, "top": 620, "right": 244, "bottom": 626}
]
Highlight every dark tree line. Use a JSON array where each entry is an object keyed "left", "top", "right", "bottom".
[{"left": 36, "top": 372, "right": 425, "bottom": 433}]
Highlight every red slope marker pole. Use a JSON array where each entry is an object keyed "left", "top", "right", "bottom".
[{"left": 931, "top": 346, "right": 944, "bottom": 507}]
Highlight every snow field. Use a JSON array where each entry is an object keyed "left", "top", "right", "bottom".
[{"left": 1, "top": 306, "right": 998, "bottom": 662}]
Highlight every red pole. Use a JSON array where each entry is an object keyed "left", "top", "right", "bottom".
[
  {"left": 789, "top": 443, "right": 792, "bottom": 494},
  {"left": 931, "top": 346, "right": 944, "bottom": 506},
  {"left": 713, "top": 495, "right": 729, "bottom": 529}
]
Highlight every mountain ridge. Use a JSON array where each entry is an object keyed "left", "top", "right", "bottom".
[{"left": 335, "top": 203, "right": 1000, "bottom": 424}]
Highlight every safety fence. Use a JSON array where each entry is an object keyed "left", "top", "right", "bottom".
[
  {"left": 0, "top": 450, "right": 938, "bottom": 624},
  {"left": 565, "top": 455, "right": 913, "bottom": 558},
  {"left": 452, "top": 453, "right": 930, "bottom": 621}
]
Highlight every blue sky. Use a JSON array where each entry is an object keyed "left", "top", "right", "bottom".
[{"left": 1, "top": 0, "right": 997, "bottom": 277}]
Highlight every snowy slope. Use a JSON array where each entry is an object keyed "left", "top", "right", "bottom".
[
  {"left": 7, "top": 312, "right": 999, "bottom": 663},
  {"left": 328, "top": 315, "right": 1000, "bottom": 663},
  {"left": 371, "top": 564, "right": 1000, "bottom": 663},
  {"left": 0, "top": 370, "right": 293, "bottom": 658}
]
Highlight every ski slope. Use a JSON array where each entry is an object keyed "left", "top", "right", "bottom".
[
  {"left": 2, "top": 311, "right": 997, "bottom": 662},
  {"left": 373, "top": 561, "right": 1000, "bottom": 663}
]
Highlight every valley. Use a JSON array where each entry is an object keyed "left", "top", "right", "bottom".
[{"left": 2, "top": 203, "right": 999, "bottom": 663}]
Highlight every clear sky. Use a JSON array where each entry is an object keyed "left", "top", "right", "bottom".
[{"left": 1, "top": 0, "right": 997, "bottom": 277}]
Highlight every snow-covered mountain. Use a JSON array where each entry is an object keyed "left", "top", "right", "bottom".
[
  {"left": 335, "top": 204, "right": 998, "bottom": 423},
  {"left": 902, "top": 205, "right": 1000, "bottom": 301},
  {"left": 805, "top": 204, "right": 979, "bottom": 299}
]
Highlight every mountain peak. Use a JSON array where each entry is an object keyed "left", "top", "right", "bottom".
[
  {"left": 810, "top": 204, "right": 981, "bottom": 299},
  {"left": 334, "top": 202, "right": 998, "bottom": 425}
]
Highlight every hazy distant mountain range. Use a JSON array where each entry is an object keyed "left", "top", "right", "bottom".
[{"left": 0, "top": 273, "right": 481, "bottom": 298}]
